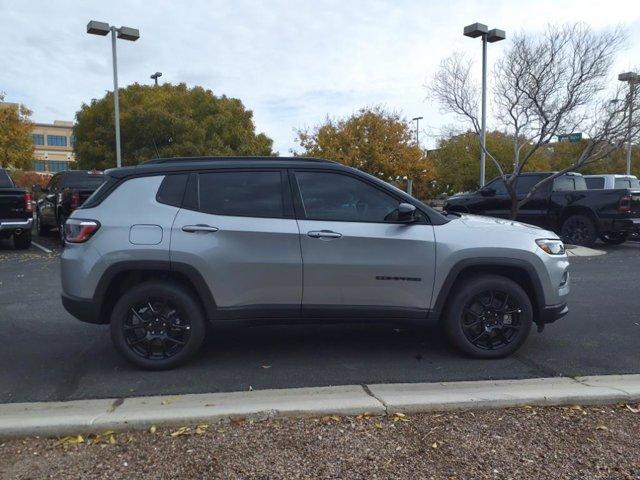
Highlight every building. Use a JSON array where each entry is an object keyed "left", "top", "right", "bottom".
[{"left": 32, "top": 120, "right": 76, "bottom": 172}]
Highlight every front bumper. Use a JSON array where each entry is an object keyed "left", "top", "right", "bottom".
[
  {"left": 540, "top": 302, "right": 569, "bottom": 324},
  {"left": 0, "top": 218, "right": 33, "bottom": 232},
  {"left": 598, "top": 217, "right": 640, "bottom": 233},
  {"left": 61, "top": 293, "right": 104, "bottom": 324}
]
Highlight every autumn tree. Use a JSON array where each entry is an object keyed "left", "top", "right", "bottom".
[
  {"left": 74, "top": 83, "right": 274, "bottom": 170},
  {"left": 0, "top": 93, "right": 34, "bottom": 170},
  {"left": 295, "top": 107, "right": 435, "bottom": 199},
  {"left": 430, "top": 24, "right": 639, "bottom": 218}
]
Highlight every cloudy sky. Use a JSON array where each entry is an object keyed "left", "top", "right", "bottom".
[{"left": 1, "top": 0, "right": 639, "bottom": 153}]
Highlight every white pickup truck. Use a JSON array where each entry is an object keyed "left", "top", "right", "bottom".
[{"left": 584, "top": 174, "right": 640, "bottom": 191}]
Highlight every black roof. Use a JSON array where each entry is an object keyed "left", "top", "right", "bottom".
[{"left": 107, "top": 156, "right": 339, "bottom": 178}]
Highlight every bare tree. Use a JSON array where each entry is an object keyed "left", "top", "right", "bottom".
[{"left": 430, "top": 24, "right": 639, "bottom": 219}]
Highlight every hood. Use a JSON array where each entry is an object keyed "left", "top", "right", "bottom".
[{"left": 455, "top": 213, "right": 558, "bottom": 238}]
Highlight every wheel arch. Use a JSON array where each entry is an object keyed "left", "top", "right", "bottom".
[
  {"left": 431, "top": 258, "right": 545, "bottom": 323},
  {"left": 94, "top": 261, "right": 216, "bottom": 324},
  {"left": 559, "top": 206, "right": 597, "bottom": 228}
]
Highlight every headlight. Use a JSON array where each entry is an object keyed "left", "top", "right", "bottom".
[{"left": 536, "top": 238, "right": 565, "bottom": 255}]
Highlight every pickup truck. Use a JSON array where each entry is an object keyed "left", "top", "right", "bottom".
[
  {"left": 584, "top": 174, "right": 640, "bottom": 191},
  {"left": 444, "top": 172, "right": 640, "bottom": 246},
  {"left": 34, "top": 170, "right": 105, "bottom": 244},
  {"left": 0, "top": 168, "right": 33, "bottom": 249}
]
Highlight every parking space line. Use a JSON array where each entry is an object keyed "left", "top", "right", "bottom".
[{"left": 31, "top": 241, "right": 53, "bottom": 254}]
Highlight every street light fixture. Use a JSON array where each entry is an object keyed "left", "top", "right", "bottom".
[
  {"left": 464, "top": 22, "right": 506, "bottom": 187},
  {"left": 412, "top": 116, "right": 423, "bottom": 146},
  {"left": 619, "top": 71, "right": 639, "bottom": 175},
  {"left": 150, "top": 72, "right": 163, "bottom": 86},
  {"left": 87, "top": 20, "right": 140, "bottom": 168}
]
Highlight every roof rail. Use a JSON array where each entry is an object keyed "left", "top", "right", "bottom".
[{"left": 144, "top": 156, "right": 334, "bottom": 165}]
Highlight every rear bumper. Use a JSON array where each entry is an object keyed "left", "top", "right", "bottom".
[
  {"left": 0, "top": 218, "right": 32, "bottom": 232},
  {"left": 598, "top": 217, "right": 640, "bottom": 233},
  {"left": 540, "top": 302, "right": 569, "bottom": 324},
  {"left": 61, "top": 293, "right": 104, "bottom": 324}
]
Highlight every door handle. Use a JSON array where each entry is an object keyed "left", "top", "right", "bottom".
[
  {"left": 307, "top": 230, "right": 342, "bottom": 239},
  {"left": 182, "top": 224, "right": 219, "bottom": 233}
]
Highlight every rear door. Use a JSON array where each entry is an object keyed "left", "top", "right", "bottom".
[
  {"left": 514, "top": 175, "right": 551, "bottom": 228},
  {"left": 170, "top": 169, "right": 303, "bottom": 313},
  {"left": 292, "top": 169, "right": 436, "bottom": 316}
]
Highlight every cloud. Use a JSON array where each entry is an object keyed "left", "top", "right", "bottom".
[{"left": 1, "top": 0, "right": 639, "bottom": 153}]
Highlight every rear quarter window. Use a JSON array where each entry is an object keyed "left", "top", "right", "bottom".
[{"left": 156, "top": 174, "right": 188, "bottom": 207}]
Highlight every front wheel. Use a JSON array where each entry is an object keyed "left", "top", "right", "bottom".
[
  {"left": 561, "top": 214, "right": 597, "bottom": 247},
  {"left": 443, "top": 275, "right": 533, "bottom": 359},
  {"left": 599, "top": 232, "right": 628, "bottom": 245},
  {"left": 110, "top": 281, "right": 207, "bottom": 370}
]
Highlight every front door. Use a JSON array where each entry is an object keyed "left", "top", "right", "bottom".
[
  {"left": 292, "top": 170, "right": 436, "bottom": 316},
  {"left": 170, "top": 170, "right": 302, "bottom": 314}
]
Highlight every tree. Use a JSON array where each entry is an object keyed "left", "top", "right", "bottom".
[
  {"left": 430, "top": 24, "right": 639, "bottom": 218},
  {"left": 295, "top": 106, "right": 436, "bottom": 199},
  {"left": 0, "top": 93, "right": 34, "bottom": 170},
  {"left": 74, "top": 83, "right": 274, "bottom": 169}
]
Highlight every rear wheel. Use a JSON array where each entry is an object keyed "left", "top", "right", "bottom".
[
  {"left": 443, "top": 275, "right": 533, "bottom": 359},
  {"left": 13, "top": 230, "right": 32, "bottom": 250},
  {"left": 599, "top": 232, "right": 628, "bottom": 245},
  {"left": 110, "top": 281, "right": 206, "bottom": 370},
  {"left": 561, "top": 214, "right": 597, "bottom": 247},
  {"left": 36, "top": 210, "right": 50, "bottom": 236}
]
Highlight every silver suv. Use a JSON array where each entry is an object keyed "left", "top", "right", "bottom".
[{"left": 61, "top": 157, "right": 570, "bottom": 369}]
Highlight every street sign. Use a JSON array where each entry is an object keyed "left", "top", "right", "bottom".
[{"left": 557, "top": 133, "right": 582, "bottom": 143}]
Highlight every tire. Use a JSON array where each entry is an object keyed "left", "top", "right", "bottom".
[
  {"left": 599, "top": 232, "right": 628, "bottom": 245},
  {"left": 58, "top": 215, "right": 67, "bottom": 246},
  {"left": 36, "top": 210, "right": 50, "bottom": 236},
  {"left": 560, "top": 214, "right": 597, "bottom": 247},
  {"left": 443, "top": 274, "right": 533, "bottom": 359},
  {"left": 13, "top": 230, "right": 32, "bottom": 250},
  {"left": 110, "top": 281, "right": 207, "bottom": 370}
]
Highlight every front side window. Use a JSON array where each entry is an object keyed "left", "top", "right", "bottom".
[
  {"left": 295, "top": 171, "right": 401, "bottom": 222},
  {"left": 485, "top": 178, "right": 508, "bottom": 195},
  {"left": 198, "top": 171, "right": 284, "bottom": 218},
  {"left": 47, "top": 135, "right": 68, "bottom": 147}
]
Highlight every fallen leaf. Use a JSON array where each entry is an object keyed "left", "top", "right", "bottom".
[
  {"left": 570, "top": 405, "right": 583, "bottom": 411},
  {"left": 596, "top": 425, "right": 608, "bottom": 431},
  {"left": 195, "top": 424, "right": 209, "bottom": 434},
  {"left": 431, "top": 442, "right": 439, "bottom": 449},
  {"left": 261, "top": 365, "right": 271, "bottom": 369},
  {"left": 625, "top": 404, "right": 640, "bottom": 414},
  {"left": 374, "top": 422, "right": 383, "bottom": 429},
  {"left": 55, "top": 435, "right": 84, "bottom": 446},
  {"left": 170, "top": 427, "right": 190, "bottom": 437},
  {"left": 108, "top": 434, "right": 116, "bottom": 444},
  {"left": 149, "top": 425, "right": 157, "bottom": 434},
  {"left": 160, "top": 399, "right": 172, "bottom": 406}
]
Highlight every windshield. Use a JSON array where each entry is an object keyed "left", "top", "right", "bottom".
[
  {"left": 0, "top": 170, "right": 15, "bottom": 188},
  {"left": 61, "top": 171, "right": 105, "bottom": 189}
]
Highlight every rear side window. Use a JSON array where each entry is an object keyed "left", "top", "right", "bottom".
[
  {"left": 197, "top": 171, "right": 284, "bottom": 218},
  {"left": 585, "top": 177, "right": 605, "bottom": 189},
  {"left": 156, "top": 174, "right": 188, "bottom": 207},
  {"left": 553, "top": 175, "right": 585, "bottom": 191},
  {"left": 0, "top": 170, "right": 14, "bottom": 188},
  {"left": 515, "top": 176, "right": 545, "bottom": 195}
]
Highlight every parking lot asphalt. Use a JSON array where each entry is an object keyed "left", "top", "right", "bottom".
[{"left": 1, "top": 232, "right": 639, "bottom": 404}]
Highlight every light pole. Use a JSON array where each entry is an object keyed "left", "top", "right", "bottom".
[
  {"left": 87, "top": 21, "right": 140, "bottom": 168},
  {"left": 464, "top": 23, "right": 505, "bottom": 186},
  {"left": 619, "top": 71, "right": 639, "bottom": 175},
  {"left": 151, "top": 71, "right": 162, "bottom": 86},
  {"left": 412, "top": 116, "right": 423, "bottom": 146}
]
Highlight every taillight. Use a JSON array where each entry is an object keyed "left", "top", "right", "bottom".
[
  {"left": 618, "top": 194, "right": 631, "bottom": 213},
  {"left": 24, "top": 192, "right": 33, "bottom": 213},
  {"left": 70, "top": 191, "right": 80, "bottom": 209},
  {"left": 64, "top": 218, "right": 100, "bottom": 243}
]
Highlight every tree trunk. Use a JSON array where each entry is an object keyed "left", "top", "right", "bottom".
[{"left": 508, "top": 189, "right": 519, "bottom": 220}]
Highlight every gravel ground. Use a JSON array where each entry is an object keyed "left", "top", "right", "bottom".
[{"left": 1, "top": 404, "right": 638, "bottom": 480}]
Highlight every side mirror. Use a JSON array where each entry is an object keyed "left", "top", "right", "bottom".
[
  {"left": 480, "top": 187, "right": 496, "bottom": 197},
  {"left": 398, "top": 203, "right": 417, "bottom": 223},
  {"left": 32, "top": 184, "right": 42, "bottom": 193}
]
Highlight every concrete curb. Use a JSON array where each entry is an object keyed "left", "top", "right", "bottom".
[{"left": 1, "top": 374, "right": 638, "bottom": 439}]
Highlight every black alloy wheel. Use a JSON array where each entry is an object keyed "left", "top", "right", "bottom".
[
  {"left": 110, "top": 281, "right": 206, "bottom": 370},
  {"left": 124, "top": 299, "right": 191, "bottom": 361},
  {"left": 461, "top": 290, "right": 522, "bottom": 351},
  {"left": 561, "top": 214, "right": 597, "bottom": 247},
  {"left": 599, "top": 232, "right": 628, "bottom": 245}
]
